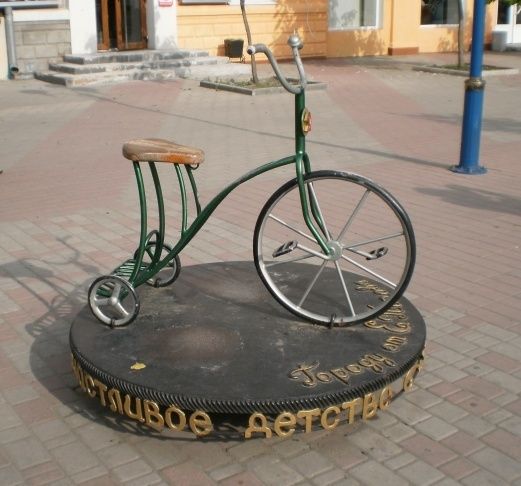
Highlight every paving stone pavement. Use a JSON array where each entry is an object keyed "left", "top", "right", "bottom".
[{"left": 0, "top": 51, "right": 520, "bottom": 485}]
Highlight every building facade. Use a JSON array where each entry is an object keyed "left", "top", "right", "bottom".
[{"left": 1, "top": 0, "right": 518, "bottom": 80}]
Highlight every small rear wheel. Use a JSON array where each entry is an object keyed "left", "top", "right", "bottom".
[
  {"left": 88, "top": 275, "right": 140, "bottom": 327},
  {"left": 134, "top": 242, "right": 181, "bottom": 288},
  {"left": 253, "top": 170, "right": 415, "bottom": 326}
]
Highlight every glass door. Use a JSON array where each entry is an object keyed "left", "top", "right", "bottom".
[
  {"left": 118, "top": 0, "right": 148, "bottom": 50},
  {"left": 96, "top": 0, "right": 148, "bottom": 51},
  {"left": 496, "top": 1, "right": 521, "bottom": 45}
]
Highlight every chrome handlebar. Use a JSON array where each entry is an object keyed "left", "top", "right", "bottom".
[{"left": 247, "top": 34, "right": 307, "bottom": 95}]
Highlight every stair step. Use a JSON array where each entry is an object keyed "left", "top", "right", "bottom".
[
  {"left": 36, "top": 46, "right": 244, "bottom": 87},
  {"left": 63, "top": 49, "right": 209, "bottom": 65},
  {"left": 49, "top": 56, "right": 229, "bottom": 75},
  {"left": 34, "top": 68, "right": 180, "bottom": 87}
]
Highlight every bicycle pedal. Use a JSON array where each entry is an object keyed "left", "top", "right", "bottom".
[
  {"left": 366, "top": 247, "right": 388, "bottom": 260},
  {"left": 273, "top": 240, "right": 298, "bottom": 258}
]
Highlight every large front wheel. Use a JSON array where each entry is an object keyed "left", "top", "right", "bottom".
[{"left": 253, "top": 171, "right": 416, "bottom": 326}]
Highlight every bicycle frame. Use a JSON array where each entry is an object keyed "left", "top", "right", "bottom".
[{"left": 130, "top": 90, "right": 331, "bottom": 288}]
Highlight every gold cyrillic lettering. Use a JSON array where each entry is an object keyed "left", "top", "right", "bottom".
[
  {"left": 245, "top": 412, "right": 272, "bottom": 439},
  {"left": 189, "top": 411, "right": 213, "bottom": 437},
  {"left": 316, "top": 372, "right": 332, "bottom": 383},
  {"left": 296, "top": 408, "right": 321, "bottom": 433},
  {"left": 289, "top": 363, "right": 319, "bottom": 388},
  {"left": 107, "top": 388, "right": 123, "bottom": 414},
  {"left": 77, "top": 367, "right": 87, "bottom": 391},
  {"left": 379, "top": 386, "right": 393, "bottom": 410},
  {"left": 403, "top": 362, "right": 421, "bottom": 391},
  {"left": 362, "top": 392, "right": 378, "bottom": 420},
  {"left": 164, "top": 405, "right": 186, "bottom": 431},
  {"left": 341, "top": 398, "right": 361, "bottom": 424},
  {"left": 93, "top": 380, "right": 108, "bottom": 406},
  {"left": 330, "top": 368, "right": 350, "bottom": 384},
  {"left": 143, "top": 400, "right": 164, "bottom": 431},
  {"left": 123, "top": 394, "right": 144, "bottom": 422},
  {"left": 346, "top": 364, "right": 363, "bottom": 374},
  {"left": 274, "top": 412, "right": 296, "bottom": 438},
  {"left": 85, "top": 374, "right": 96, "bottom": 398},
  {"left": 320, "top": 405, "right": 340, "bottom": 430}
]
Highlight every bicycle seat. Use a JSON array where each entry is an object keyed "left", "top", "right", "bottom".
[{"left": 123, "top": 138, "right": 204, "bottom": 165}]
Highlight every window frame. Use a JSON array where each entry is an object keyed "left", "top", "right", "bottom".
[{"left": 328, "top": 0, "right": 383, "bottom": 31}]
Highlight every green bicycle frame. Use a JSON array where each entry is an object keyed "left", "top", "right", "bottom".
[{"left": 131, "top": 90, "right": 331, "bottom": 287}]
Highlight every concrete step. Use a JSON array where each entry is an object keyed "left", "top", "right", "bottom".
[
  {"left": 34, "top": 68, "right": 180, "bottom": 87},
  {"left": 63, "top": 49, "right": 209, "bottom": 65},
  {"left": 47, "top": 56, "right": 229, "bottom": 75},
  {"left": 35, "top": 53, "right": 235, "bottom": 87}
]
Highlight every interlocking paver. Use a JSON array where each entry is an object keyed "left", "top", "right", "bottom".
[
  {"left": 397, "top": 459, "right": 445, "bottom": 485},
  {"left": 1, "top": 51, "right": 520, "bottom": 485}
]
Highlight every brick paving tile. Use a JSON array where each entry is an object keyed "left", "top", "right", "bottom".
[
  {"left": 441, "top": 430, "right": 485, "bottom": 457},
  {"left": 20, "top": 460, "right": 66, "bottom": 485},
  {"left": 208, "top": 463, "right": 243, "bottom": 481},
  {"left": 349, "top": 460, "right": 404, "bottom": 486},
  {"left": 414, "top": 416, "right": 458, "bottom": 441},
  {"left": 287, "top": 450, "right": 335, "bottom": 478},
  {"left": 311, "top": 468, "right": 346, "bottom": 486},
  {"left": 469, "top": 447, "right": 521, "bottom": 482},
  {"left": 161, "top": 462, "right": 216, "bottom": 485},
  {"left": 482, "top": 428, "right": 521, "bottom": 461},
  {"left": 400, "top": 434, "right": 457, "bottom": 467},
  {"left": 251, "top": 461, "right": 304, "bottom": 486},
  {"left": 460, "top": 470, "right": 511, "bottom": 486},
  {"left": 219, "top": 470, "right": 264, "bottom": 486},
  {"left": 457, "top": 395, "right": 499, "bottom": 417},
  {"left": 438, "top": 457, "right": 480, "bottom": 481},
  {"left": 397, "top": 459, "right": 445, "bottom": 485}
]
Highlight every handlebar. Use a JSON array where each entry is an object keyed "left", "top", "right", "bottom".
[{"left": 247, "top": 34, "right": 307, "bottom": 95}]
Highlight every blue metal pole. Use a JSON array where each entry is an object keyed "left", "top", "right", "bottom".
[{"left": 451, "top": 0, "right": 487, "bottom": 174}]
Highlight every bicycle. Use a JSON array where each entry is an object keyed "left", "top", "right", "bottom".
[{"left": 88, "top": 34, "right": 416, "bottom": 328}]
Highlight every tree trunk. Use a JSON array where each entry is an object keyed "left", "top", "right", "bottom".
[{"left": 240, "top": 0, "right": 259, "bottom": 84}]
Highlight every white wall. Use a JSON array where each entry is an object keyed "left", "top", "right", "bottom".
[
  {"left": 147, "top": 1, "right": 177, "bottom": 49},
  {"left": 0, "top": 16, "right": 7, "bottom": 80},
  {"left": 68, "top": 0, "right": 96, "bottom": 54}
]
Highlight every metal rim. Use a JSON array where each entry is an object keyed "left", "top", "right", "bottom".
[
  {"left": 88, "top": 275, "right": 140, "bottom": 327},
  {"left": 254, "top": 170, "right": 416, "bottom": 326},
  {"left": 143, "top": 244, "right": 181, "bottom": 288}
]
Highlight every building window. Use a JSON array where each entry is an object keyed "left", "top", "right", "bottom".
[
  {"left": 497, "top": 0, "right": 510, "bottom": 24},
  {"left": 329, "top": 0, "right": 382, "bottom": 30},
  {"left": 421, "top": 0, "right": 459, "bottom": 25}
]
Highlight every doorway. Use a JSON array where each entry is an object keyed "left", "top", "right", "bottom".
[
  {"left": 497, "top": 0, "right": 521, "bottom": 45},
  {"left": 96, "top": 0, "right": 148, "bottom": 51}
]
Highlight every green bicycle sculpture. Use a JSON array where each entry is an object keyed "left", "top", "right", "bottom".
[{"left": 88, "top": 34, "right": 416, "bottom": 328}]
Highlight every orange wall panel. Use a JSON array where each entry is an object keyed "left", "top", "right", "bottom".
[{"left": 177, "top": 1, "right": 328, "bottom": 58}]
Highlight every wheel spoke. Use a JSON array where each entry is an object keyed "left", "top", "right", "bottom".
[
  {"left": 265, "top": 253, "right": 316, "bottom": 268},
  {"left": 296, "top": 243, "right": 329, "bottom": 260},
  {"left": 334, "top": 261, "right": 355, "bottom": 316},
  {"left": 337, "top": 189, "right": 370, "bottom": 241},
  {"left": 340, "top": 254, "right": 396, "bottom": 288},
  {"left": 114, "top": 302, "right": 130, "bottom": 318},
  {"left": 93, "top": 296, "right": 109, "bottom": 307},
  {"left": 343, "top": 231, "right": 404, "bottom": 250},
  {"left": 111, "top": 282, "right": 122, "bottom": 298},
  {"left": 298, "top": 260, "right": 328, "bottom": 307},
  {"left": 268, "top": 214, "right": 316, "bottom": 244}
]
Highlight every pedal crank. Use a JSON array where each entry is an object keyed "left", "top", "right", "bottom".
[
  {"left": 366, "top": 247, "right": 388, "bottom": 260},
  {"left": 273, "top": 240, "right": 298, "bottom": 258}
]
